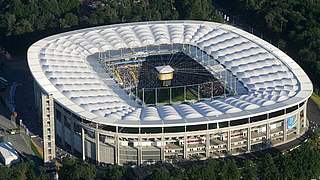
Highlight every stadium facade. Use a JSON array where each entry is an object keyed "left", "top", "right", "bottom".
[{"left": 28, "top": 21, "right": 313, "bottom": 165}]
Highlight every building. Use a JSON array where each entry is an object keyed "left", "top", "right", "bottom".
[
  {"left": 0, "top": 142, "right": 20, "bottom": 166},
  {"left": 27, "top": 21, "right": 313, "bottom": 165}
]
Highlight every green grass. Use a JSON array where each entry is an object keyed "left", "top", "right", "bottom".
[
  {"left": 30, "top": 139, "right": 43, "bottom": 159},
  {"left": 311, "top": 93, "right": 320, "bottom": 109},
  {"left": 138, "top": 86, "right": 199, "bottom": 104}
]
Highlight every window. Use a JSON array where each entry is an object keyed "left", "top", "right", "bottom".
[
  {"left": 186, "top": 124, "right": 207, "bottom": 132},
  {"left": 269, "top": 109, "right": 285, "bottom": 118},
  {"left": 141, "top": 127, "right": 162, "bottom": 134},
  {"left": 209, "top": 123, "right": 217, "bottom": 129},
  {"left": 164, "top": 126, "right": 185, "bottom": 133},
  {"left": 286, "top": 105, "right": 298, "bottom": 114},
  {"left": 299, "top": 101, "right": 305, "bottom": 107},
  {"left": 100, "top": 125, "right": 116, "bottom": 132},
  {"left": 230, "top": 118, "right": 249, "bottom": 126},
  {"left": 218, "top": 121, "right": 229, "bottom": 128},
  {"left": 118, "top": 127, "right": 139, "bottom": 134},
  {"left": 250, "top": 114, "right": 267, "bottom": 123}
]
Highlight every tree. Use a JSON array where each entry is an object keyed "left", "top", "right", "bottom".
[
  {"left": 59, "top": 157, "right": 96, "bottom": 180},
  {"left": 242, "top": 160, "right": 257, "bottom": 180},
  {"left": 206, "top": 159, "right": 221, "bottom": 180},
  {"left": 170, "top": 168, "right": 185, "bottom": 180},
  {"left": 3, "top": 13, "right": 16, "bottom": 35},
  {"left": 149, "top": 168, "right": 170, "bottom": 180},
  {"left": 258, "top": 154, "right": 279, "bottom": 180},
  {"left": 277, "top": 154, "right": 294, "bottom": 180},
  {"left": 60, "top": 13, "right": 78, "bottom": 28},
  {"left": 220, "top": 159, "right": 240, "bottom": 180},
  {"left": 102, "top": 165, "right": 124, "bottom": 180}
]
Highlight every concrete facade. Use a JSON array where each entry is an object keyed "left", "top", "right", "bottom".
[
  {"left": 52, "top": 97, "right": 307, "bottom": 165},
  {"left": 28, "top": 21, "right": 313, "bottom": 165}
]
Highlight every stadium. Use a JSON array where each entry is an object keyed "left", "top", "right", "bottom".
[{"left": 28, "top": 21, "right": 313, "bottom": 165}]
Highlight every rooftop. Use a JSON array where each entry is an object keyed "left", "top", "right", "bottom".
[{"left": 27, "top": 20, "right": 313, "bottom": 127}]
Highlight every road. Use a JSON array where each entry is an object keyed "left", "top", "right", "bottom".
[{"left": 0, "top": 55, "right": 42, "bottom": 136}]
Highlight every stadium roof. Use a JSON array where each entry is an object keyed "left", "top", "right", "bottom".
[{"left": 28, "top": 20, "right": 313, "bottom": 127}]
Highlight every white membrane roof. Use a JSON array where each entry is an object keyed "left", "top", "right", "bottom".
[{"left": 28, "top": 21, "right": 313, "bottom": 127}]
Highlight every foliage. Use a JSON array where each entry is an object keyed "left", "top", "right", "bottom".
[
  {"left": 0, "top": 160, "right": 47, "bottom": 180},
  {"left": 258, "top": 154, "right": 279, "bottom": 180},
  {"left": 241, "top": 160, "right": 257, "bottom": 180},
  {"left": 100, "top": 165, "right": 124, "bottom": 180},
  {"left": 59, "top": 157, "right": 96, "bottom": 180},
  {"left": 1, "top": 132, "right": 320, "bottom": 180},
  {"left": 220, "top": 159, "right": 240, "bottom": 180},
  {"left": 216, "top": 0, "right": 320, "bottom": 89},
  {"left": 0, "top": 0, "right": 221, "bottom": 37}
]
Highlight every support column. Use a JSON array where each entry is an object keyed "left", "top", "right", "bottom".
[
  {"left": 227, "top": 130, "right": 231, "bottom": 152},
  {"left": 303, "top": 103, "right": 307, "bottom": 128},
  {"left": 41, "top": 94, "right": 56, "bottom": 163},
  {"left": 205, "top": 133, "right": 210, "bottom": 158},
  {"left": 95, "top": 131, "right": 100, "bottom": 163},
  {"left": 247, "top": 127, "right": 251, "bottom": 152},
  {"left": 81, "top": 128, "right": 85, "bottom": 161},
  {"left": 70, "top": 120, "right": 74, "bottom": 153},
  {"left": 115, "top": 127, "right": 119, "bottom": 165},
  {"left": 137, "top": 137, "right": 142, "bottom": 166},
  {"left": 283, "top": 119, "right": 287, "bottom": 142},
  {"left": 160, "top": 135, "right": 165, "bottom": 161},
  {"left": 197, "top": 85, "right": 200, "bottom": 101},
  {"left": 266, "top": 123, "right": 270, "bottom": 140},
  {"left": 169, "top": 88, "right": 172, "bottom": 104},
  {"left": 155, "top": 88, "right": 157, "bottom": 105},
  {"left": 296, "top": 114, "right": 301, "bottom": 135},
  {"left": 183, "top": 134, "right": 188, "bottom": 159},
  {"left": 142, "top": 88, "right": 145, "bottom": 106},
  {"left": 183, "top": 86, "right": 186, "bottom": 101},
  {"left": 61, "top": 116, "right": 65, "bottom": 147}
]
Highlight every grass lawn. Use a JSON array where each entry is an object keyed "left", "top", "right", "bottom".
[{"left": 311, "top": 93, "right": 320, "bottom": 109}]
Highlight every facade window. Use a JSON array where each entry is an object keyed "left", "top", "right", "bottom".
[{"left": 250, "top": 114, "right": 267, "bottom": 123}]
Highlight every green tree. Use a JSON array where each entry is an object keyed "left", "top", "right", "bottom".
[
  {"left": 59, "top": 157, "right": 96, "bottom": 180},
  {"left": 277, "top": 154, "right": 294, "bottom": 180},
  {"left": 14, "top": 19, "right": 33, "bottom": 35},
  {"left": 258, "top": 154, "right": 279, "bottom": 180},
  {"left": 242, "top": 160, "right": 257, "bottom": 180},
  {"left": 149, "top": 168, "right": 170, "bottom": 180},
  {"left": 206, "top": 159, "right": 221, "bottom": 180},
  {"left": 60, "top": 13, "right": 78, "bottom": 28},
  {"left": 102, "top": 165, "right": 124, "bottom": 180},
  {"left": 220, "top": 159, "right": 240, "bottom": 180},
  {"left": 3, "top": 13, "right": 16, "bottom": 35}
]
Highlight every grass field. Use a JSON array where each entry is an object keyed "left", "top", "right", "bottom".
[
  {"left": 138, "top": 86, "right": 199, "bottom": 104},
  {"left": 311, "top": 93, "right": 320, "bottom": 109}
]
